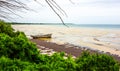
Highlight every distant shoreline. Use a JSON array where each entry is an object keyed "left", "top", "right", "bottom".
[
  {"left": 10, "top": 22, "right": 74, "bottom": 25},
  {"left": 11, "top": 23, "right": 120, "bottom": 29}
]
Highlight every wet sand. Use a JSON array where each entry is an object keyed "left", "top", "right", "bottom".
[{"left": 12, "top": 25, "right": 120, "bottom": 57}]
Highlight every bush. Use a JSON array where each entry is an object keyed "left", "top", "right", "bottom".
[
  {"left": 76, "top": 51, "right": 120, "bottom": 71},
  {"left": 0, "top": 21, "right": 43, "bottom": 63},
  {"left": 0, "top": 21, "right": 14, "bottom": 37},
  {"left": 37, "top": 53, "right": 77, "bottom": 71},
  {"left": 0, "top": 33, "right": 41, "bottom": 63},
  {"left": 0, "top": 56, "right": 39, "bottom": 71}
]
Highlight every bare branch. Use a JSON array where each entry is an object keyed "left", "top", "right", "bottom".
[
  {"left": 45, "top": 0, "right": 69, "bottom": 27},
  {"left": 0, "top": 0, "right": 72, "bottom": 26},
  {"left": 0, "top": 0, "right": 29, "bottom": 20},
  {"left": 48, "top": 0, "right": 65, "bottom": 16},
  {"left": 51, "top": 0, "right": 68, "bottom": 17},
  {"left": 69, "top": 0, "right": 75, "bottom": 4}
]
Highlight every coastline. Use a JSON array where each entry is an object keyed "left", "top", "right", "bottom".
[{"left": 12, "top": 25, "right": 120, "bottom": 57}]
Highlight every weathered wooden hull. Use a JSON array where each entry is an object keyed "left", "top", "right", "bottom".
[{"left": 31, "top": 34, "right": 52, "bottom": 39}]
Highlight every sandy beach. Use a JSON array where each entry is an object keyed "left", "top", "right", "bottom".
[{"left": 12, "top": 25, "right": 120, "bottom": 57}]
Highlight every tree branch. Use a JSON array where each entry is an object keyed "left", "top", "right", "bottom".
[{"left": 45, "top": 0, "right": 69, "bottom": 27}]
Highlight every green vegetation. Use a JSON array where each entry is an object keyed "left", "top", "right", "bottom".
[
  {"left": 0, "top": 56, "right": 38, "bottom": 71},
  {"left": 76, "top": 51, "right": 119, "bottom": 71},
  {"left": 0, "top": 21, "right": 120, "bottom": 71}
]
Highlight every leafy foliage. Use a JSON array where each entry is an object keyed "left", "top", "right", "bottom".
[
  {"left": 0, "top": 33, "right": 41, "bottom": 63},
  {"left": 0, "top": 21, "right": 120, "bottom": 71},
  {"left": 76, "top": 51, "right": 120, "bottom": 71},
  {"left": 0, "top": 56, "right": 39, "bottom": 71},
  {"left": 0, "top": 21, "right": 14, "bottom": 37},
  {"left": 38, "top": 53, "right": 77, "bottom": 71},
  {"left": 0, "top": 21, "right": 41, "bottom": 63}
]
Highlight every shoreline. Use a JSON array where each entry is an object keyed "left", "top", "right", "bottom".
[
  {"left": 31, "top": 39, "right": 120, "bottom": 62},
  {"left": 12, "top": 25, "right": 120, "bottom": 58}
]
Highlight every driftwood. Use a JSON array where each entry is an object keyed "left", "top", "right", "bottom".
[{"left": 31, "top": 34, "right": 52, "bottom": 39}]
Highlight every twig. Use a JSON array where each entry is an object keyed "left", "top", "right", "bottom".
[{"left": 45, "top": 0, "right": 69, "bottom": 27}]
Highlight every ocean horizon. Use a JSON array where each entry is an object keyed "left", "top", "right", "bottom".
[
  {"left": 12, "top": 22, "right": 120, "bottom": 29},
  {"left": 69, "top": 24, "right": 120, "bottom": 29}
]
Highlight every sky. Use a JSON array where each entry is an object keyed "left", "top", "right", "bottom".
[{"left": 7, "top": 0, "right": 120, "bottom": 24}]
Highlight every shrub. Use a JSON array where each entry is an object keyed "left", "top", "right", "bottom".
[
  {"left": 0, "top": 33, "right": 41, "bottom": 63},
  {"left": 0, "top": 21, "right": 14, "bottom": 37},
  {"left": 0, "top": 56, "right": 39, "bottom": 71},
  {"left": 76, "top": 51, "right": 120, "bottom": 71},
  {"left": 37, "top": 53, "right": 77, "bottom": 71},
  {"left": 0, "top": 21, "right": 42, "bottom": 63}
]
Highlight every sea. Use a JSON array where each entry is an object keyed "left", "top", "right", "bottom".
[{"left": 67, "top": 24, "right": 120, "bottom": 29}]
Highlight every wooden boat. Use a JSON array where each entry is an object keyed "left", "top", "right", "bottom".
[{"left": 31, "top": 34, "right": 52, "bottom": 39}]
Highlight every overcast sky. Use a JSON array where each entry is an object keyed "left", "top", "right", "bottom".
[{"left": 7, "top": 0, "right": 120, "bottom": 24}]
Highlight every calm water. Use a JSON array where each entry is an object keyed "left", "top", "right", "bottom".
[{"left": 68, "top": 24, "right": 120, "bottom": 29}]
